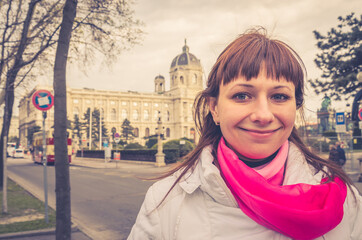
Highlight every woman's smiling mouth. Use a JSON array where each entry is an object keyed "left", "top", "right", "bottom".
[{"left": 239, "top": 127, "right": 282, "bottom": 137}]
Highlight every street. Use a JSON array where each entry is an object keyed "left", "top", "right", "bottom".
[
  {"left": 6, "top": 155, "right": 362, "bottom": 240},
  {"left": 6, "top": 157, "right": 168, "bottom": 240}
]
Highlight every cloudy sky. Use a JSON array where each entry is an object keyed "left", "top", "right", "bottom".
[{"left": 64, "top": 0, "right": 360, "bottom": 121}]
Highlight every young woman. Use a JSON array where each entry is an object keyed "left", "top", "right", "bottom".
[{"left": 128, "top": 29, "right": 362, "bottom": 240}]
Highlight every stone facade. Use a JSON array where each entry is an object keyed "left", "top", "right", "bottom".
[{"left": 18, "top": 42, "right": 204, "bottom": 149}]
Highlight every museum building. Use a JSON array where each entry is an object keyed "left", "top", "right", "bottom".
[{"left": 18, "top": 41, "right": 204, "bottom": 148}]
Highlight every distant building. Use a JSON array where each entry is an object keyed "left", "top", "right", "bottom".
[
  {"left": 0, "top": 113, "right": 19, "bottom": 141},
  {"left": 18, "top": 41, "right": 204, "bottom": 148}
]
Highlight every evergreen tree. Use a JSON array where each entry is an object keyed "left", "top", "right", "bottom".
[
  {"left": 73, "top": 114, "right": 82, "bottom": 147},
  {"left": 92, "top": 108, "right": 109, "bottom": 144},
  {"left": 309, "top": 13, "right": 362, "bottom": 101},
  {"left": 121, "top": 118, "right": 135, "bottom": 144}
]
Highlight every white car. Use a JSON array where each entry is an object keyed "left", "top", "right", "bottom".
[{"left": 13, "top": 149, "right": 24, "bottom": 158}]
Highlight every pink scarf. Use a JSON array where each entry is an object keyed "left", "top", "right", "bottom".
[{"left": 217, "top": 137, "right": 347, "bottom": 240}]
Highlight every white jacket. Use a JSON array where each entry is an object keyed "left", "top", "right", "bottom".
[{"left": 128, "top": 143, "right": 362, "bottom": 240}]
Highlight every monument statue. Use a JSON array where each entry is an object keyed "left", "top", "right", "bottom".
[{"left": 321, "top": 94, "right": 331, "bottom": 111}]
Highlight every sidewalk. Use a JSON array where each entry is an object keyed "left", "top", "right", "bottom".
[{"left": 70, "top": 156, "right": 175, "bottom": 175}]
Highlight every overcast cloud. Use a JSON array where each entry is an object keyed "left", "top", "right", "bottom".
[{"left": 63, "top": 0, "right": 361, "bottom": 121}]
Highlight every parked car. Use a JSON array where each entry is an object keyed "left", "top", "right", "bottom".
[{"left": 13, "top": 149, "right": 24, "bottom": 158}]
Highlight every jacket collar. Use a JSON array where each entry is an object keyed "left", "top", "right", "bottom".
[{"left": 177, "top": 142, "right": 322, "bottom": 207}]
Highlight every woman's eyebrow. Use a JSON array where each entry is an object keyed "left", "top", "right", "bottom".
[{"left": 234, "top": 84, "right": 292, "bottom": 91}]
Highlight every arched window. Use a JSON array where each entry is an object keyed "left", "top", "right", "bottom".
[
  {"left": 167, "top": 111, "right": 170, "bottom": 121},
  {"left": 121, "top": 109, "right": 127, "bottom": 120},
  {"left": 180, "top": 76, "right": 184, "bottom": 84},
  {"left": 144, "top": 110, "right": 149, "bottom": 121},
  {"left": 111, "top": 108, "right": 116, "bottom": 121},
  {"left": 145, "top": 128, "right": 150, "bottom": 137},
  {"left": 190, "top": 128, "right": 196, "bottom": 141},
  {"left": 166, "top": 128, "right": 170, "bottom": 138},
  {"left": 111, "top": 127, "right": 116, "bottom": 137},
  {"left": 192, "top": 74, "right": 197, "bottom": 84},
  {"left": 133, "top": 110, "right": 139, "bottom": 121},
  {"left": 134, "top": 128, "right": 139, "bottom": 137}
]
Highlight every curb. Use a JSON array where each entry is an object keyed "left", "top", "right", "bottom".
[{"left": 0, "top": 225, "right": 79, "bottom": 239}]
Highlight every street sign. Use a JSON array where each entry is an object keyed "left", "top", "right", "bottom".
[
  {"left": 359, "top": 121, "right": 362, "bottom": 130},
  {"left": 358, "top": 108, "right": 362, "bottom": 121},
  {"left": 114, "top": 133, "right": 120, "bottom": 143},
  {"left": 335, "top": 112, "right": 346, "bottom": 133},
  {"left": 32, "top": 90, "right": 54, "bottom": 111}
]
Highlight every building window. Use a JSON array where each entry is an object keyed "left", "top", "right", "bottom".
[
  {"left": 144, "top": 110, "right": 149, "bottom": 121},
  {"left": 180, "top": 76, "right": 184, "bottom": 84},
  {"left": 133, "top": 102, "right": 138, "bottom": 106},
  {"left": 73, "top": 99, "right": 79, "bottom": 104},
  {"left": 73, "top": 107, "right": 79, "bottom": 116},
  {"left": 166, "top": 111, "right": 170, "bottom": 121},
  {"left": 100, "top": 108, "right": 104, "bottom": 119},
  {"left": 154, "top": 110, "right": 159, "bottom": 121},
  {"left": 166, "top": 128, "right": 170, "bottom": 138},
  {"left": 134, "top": 128, "right": 139, "bottom": 137},
  {"left": 145, "top": 128, "right": 150, "bottom": 137},
  {"left": 122, "top": 101, "right": 127, "bottom": 106},
  {"left": 132, "top": 110, "right": 139, "bottom": 121},
  {"left": 192, "top": 74, "right": 197, "bottom": 84},
  {"left": 121, "top": 109, "right": 127, "bottom": 120},
  {"left": 98, "top": 100, "right": 103, "bottom": 105},
  {"left": 110, "top": 101, "right": 115, "bottom": 105},
  {"left": 144, "top": 102, "right": 149, "bottom": 107},
  {"left": 190, "top": 128, "right": 196, "bottom": 141},
  {"left": 111, "top": 108, "right": 116, "bottom": 121},
  {"left": 154, "top": 103, "right": 159, "bottom": 107},
  {"left": 86, "top": 99, "right": 92, "bottom": 105}
]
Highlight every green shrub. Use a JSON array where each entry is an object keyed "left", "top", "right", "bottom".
[
  {"left": 152, "top": 139, "right": 195, "bottom": 158},
  {"left": 145, "top": 136, "right": 158, "bottom": 149},
  {"left": 124, "top": 142, "right": 145, "bottom": 150}
]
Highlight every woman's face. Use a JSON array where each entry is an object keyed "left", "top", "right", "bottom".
[{"left": 210, "top": 69, "right": 296, "bottom": 159}]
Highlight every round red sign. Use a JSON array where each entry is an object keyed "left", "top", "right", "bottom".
[{"left": 32, "top": 90, "right": 54, "bottom": 111}]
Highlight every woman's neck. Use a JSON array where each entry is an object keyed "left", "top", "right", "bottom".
[{"left": 225, "top": 141, "right": 279, "bottom": 168}]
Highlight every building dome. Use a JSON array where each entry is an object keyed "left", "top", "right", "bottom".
[
  {"left": 155, "top": 74, "right": 165, "bottom": 80},
  {"left": 170, "top": 39, "right": 201, "bottom": 69}
]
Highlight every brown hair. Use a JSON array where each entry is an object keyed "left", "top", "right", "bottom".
[{"left": 158, "top": 28, "right": 354, "bottom": 201}]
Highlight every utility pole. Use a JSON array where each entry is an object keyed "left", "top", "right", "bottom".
[
  {"left": 99, "top": 108, "right": 102, "bottom": 150},
  {"left": 89, "top": 107, "right": 92, "bottom": 150}
]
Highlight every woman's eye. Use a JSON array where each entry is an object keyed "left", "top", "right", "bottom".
[
  {"left": 272, "top": 94, "right": 290, "bottom": 101},
  {"left": 232, "top": 93, "right": 250, "bottom": 101}
]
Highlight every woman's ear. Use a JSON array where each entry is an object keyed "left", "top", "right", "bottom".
[{"left": 209, "top": 97, "right": 220, "bottom": 124}]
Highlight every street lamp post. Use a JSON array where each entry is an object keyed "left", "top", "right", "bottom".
[{"left": 155, "top": 111, "right": 165, "bottom": 167}]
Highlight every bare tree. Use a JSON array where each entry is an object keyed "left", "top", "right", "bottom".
[
  {"left": 53, "top": 1, "right": 77, "bottom": 238},
  {"left": 0, "top": 0, "right": 143, "bottom": 187},
  {"left": 0, "top": 0, "right": 62, "bottom": 188}
]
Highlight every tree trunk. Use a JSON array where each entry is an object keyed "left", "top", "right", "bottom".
[
  {"left": 0, "top": 0, "right": 40, "bottom": 189},
  {"left": 53, "top": 0, "right": 77, "bottom": 239}
]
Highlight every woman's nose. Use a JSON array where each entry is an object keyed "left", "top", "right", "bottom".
[{"left": 249, "top": 98, "right": 274, "bottom": 125}]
